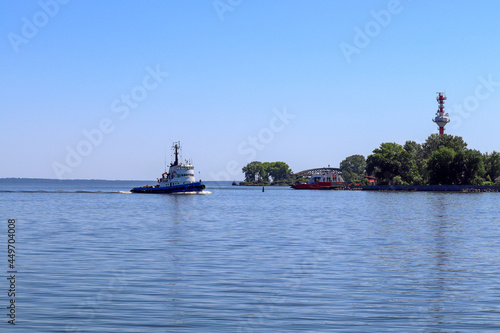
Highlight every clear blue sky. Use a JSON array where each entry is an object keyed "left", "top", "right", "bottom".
[{"left": 1, "top": 1, "right": 500, "bottom": 180}]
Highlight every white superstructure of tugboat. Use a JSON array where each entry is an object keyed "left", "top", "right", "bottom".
[{"left": 131, "top": 142, "right": 205, "bottom": 194}]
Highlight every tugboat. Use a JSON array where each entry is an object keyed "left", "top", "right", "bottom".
[
  {"left": 131, "top": 142, "right": 205, "bottom": 194},
  {"left": 291, "top": 168, "right": 345, "bottom": 190}
]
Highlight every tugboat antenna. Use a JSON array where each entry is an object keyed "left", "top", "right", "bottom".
[{"left": 172, "top": 141, "right": 181, "bottom": 166}]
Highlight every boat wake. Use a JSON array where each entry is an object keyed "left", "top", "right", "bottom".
[
  {"left": 0, "top": 190, "right": 132, "bottom": 194},
  {"left": 170, "top": 190, "right": 212, "bottom": 195},
  {"left": 0, "top": 190, "right": 212, "bottom": 195}
]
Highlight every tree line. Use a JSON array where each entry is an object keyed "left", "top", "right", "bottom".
[
  {"left": 240, "top": 134, "right": 500, "bottom": 186},
  {"left": 241, "top": 161, "right": 293, "bottom": 185},
  {"left": 340, "top": 134, "right": 500, "bottom": 185}
]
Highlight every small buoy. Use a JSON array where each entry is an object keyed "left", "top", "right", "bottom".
[{"left": 262, "top": 186, "right": 265, "bottom": 192}]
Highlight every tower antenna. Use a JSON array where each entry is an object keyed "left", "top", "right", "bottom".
[
  {"left": 432, "top": 92, "right": 450, "bottom": 135},
  {"left": 172, "top": 141, "right": 181, "bottom": 166}
]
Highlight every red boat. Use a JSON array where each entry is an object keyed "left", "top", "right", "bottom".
[{"left": 291, "top": 168, "right": 345, "bottom": 190}]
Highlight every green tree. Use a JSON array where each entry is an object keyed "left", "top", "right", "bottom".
[
  {"left": 365, "top": 134, "right": 491, "bottom": 186},
  {"left": 340, "top": 154, "right": 366, "bottom": 182},
  {"left": 399, "top": 154, "right": 420, "bottom": 184},
  {"left": 403, "top": 140, "right": 425, "bottom": 184},
  {"left": 392, "top": 175, "right": 406, "bottom": 185},
  {"left": 452, "top": 149, "right": 485, "bottom": 185},
  {"left": 341, "top": 170, "right": 356, "bottom": 183},
  {"left": 242, "top": 161, "right": 292, "bottom": 184},
  {"left": 484, "top": 151, "right": 500, "bottom": 181},
  {"left": 422, "top": 134, "right": 467, "bottom": 159},
  {"left": 268, "top": 162, "right": 292, "bottom": 181},
  {"left": 427, "top": 147, "right": 456, "bottom": 185},
  {"left": 260, "top": 162, "right": 271, "bottom": 182},
  {"left": 242, "top": 161, "right": 263, "bottom": 182},
  {"left": 366, "top": 142, "right": 408, "bottom": 184}
]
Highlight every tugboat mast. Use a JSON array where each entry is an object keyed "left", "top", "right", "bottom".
[{"left": 172, "top": 141, "right": 181, "bottom": 166}]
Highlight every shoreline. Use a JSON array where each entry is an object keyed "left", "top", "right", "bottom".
[
  {"left": 357, "top": 185, "right": 500, "bottom": 192},
  {"left": 237, "top": 183, "right": 500, "bottom": 192}
]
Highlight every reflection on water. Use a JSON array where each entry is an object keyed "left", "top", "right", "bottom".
[{"left": 1, "top": 180, "right": 500, "bottom": 332}]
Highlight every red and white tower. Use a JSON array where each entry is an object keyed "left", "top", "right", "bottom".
[{"left": 432, "top": 92, "right": 450, "bottom": 135}]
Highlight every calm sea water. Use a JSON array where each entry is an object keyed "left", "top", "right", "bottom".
[{"left": 1, "top": 179, "right": 500, "bottom": 332}]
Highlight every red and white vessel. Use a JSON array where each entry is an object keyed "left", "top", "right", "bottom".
[{"left": 291, "top": 167, "right": 344, "bottom": 190}]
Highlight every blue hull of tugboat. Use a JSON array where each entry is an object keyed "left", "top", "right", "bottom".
[{"left": 130, "top": 182, "right": 205, "bottom": 194}]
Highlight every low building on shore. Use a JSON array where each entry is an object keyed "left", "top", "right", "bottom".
[{"left": 357, "top": 175, "right": 377, "bottom": 185}]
